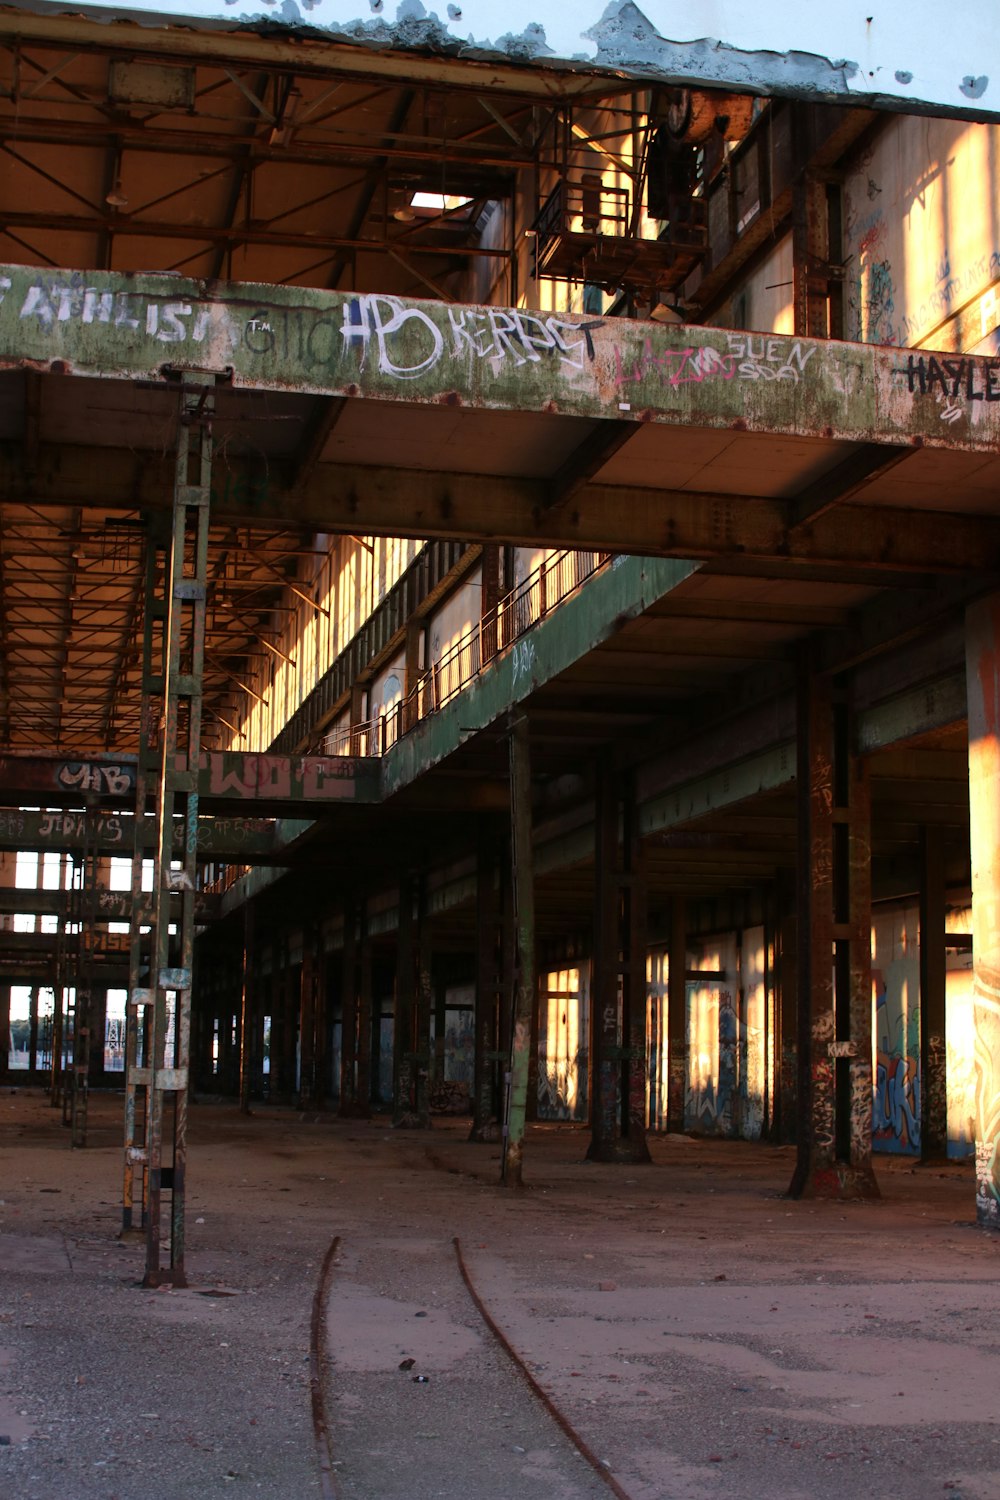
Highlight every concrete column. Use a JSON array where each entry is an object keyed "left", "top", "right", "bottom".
[
  {"left": 964, "top": 595, "right": 1000, "bottom": 1228},
  {"left": 920, "top": 824, "right": 948, "bottom": 1161},
  {"left": 788, "top": 661, "right": 878, "bottom": 1200},
  {"left": 666, "top": 896, "right": 687, "bottom": 1133}
]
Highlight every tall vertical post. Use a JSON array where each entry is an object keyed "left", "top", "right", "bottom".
[
  {"left": 299, "top": 923, "right": 317, "bottom": 1108},
  {"left": 138, "top": 375, "right": 216, "bottom": 1287},
  {"left": 415, "top": 878, "right": 433, "bottom": 1130},
  {"left": 356, "top": 906, "right": 373, "bottom": 1117},
  {"left": 471, "top": 820, "right": 502, "bottom": 1140},
  {"left": 588, "top": 759, "right": 650, "bottom": 1163},
  {"left": 393, "top": 876, "right": 417, "bottom": 1125},
  {"left": 69, "top": 807, "right": 98, "bottom": 1146},
  {"left": 776, "top": 870, "right": 799, "bottom": 1144},
  {"left": 964, "top": 595, "right": 1000, "bottom": 1228},
  {"left": 0, "top": 982, "right": 10, "bottom": 1081},
  {"left": 239, "top": 900, "right": 255, "bottom": 1114},
  {"left": 788, "top": 658, "right": 878, "bottom": 1200},
  {"left": 666, "top": 897, "right": 687, "bottom": 1131},
  {"left": 920, "top": 825, "right": 948, "bottom": 1161},
  {"left": 339, "top": 902, "right": 359, "bottom": 1115},
  {"left": 503, "top": 714, "right": 534, "bottom": 1188},
  {"left": 123, "top": 514, "right": 169, "bottom": 1235}
]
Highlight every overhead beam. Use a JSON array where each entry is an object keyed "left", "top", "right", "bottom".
[
  {"left": 0, "top": 808, "right": 311, "bottom": 859},
  {"left": 3, "top": 444, "right": 998, "bottom": 574},
  {"left": 0, "top": 750, "right": 380, "bottom": 808},
  {"left": 1, "top": 265, "right": 998, "bottom": 451}
]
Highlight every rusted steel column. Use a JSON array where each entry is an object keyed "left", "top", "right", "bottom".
[
  {"left": 356, "top": 908, "right": 373, "bottom": 1118},
  {"left": 403, "top": 619, "right": 423, "bottom": 733},
  {"left": 276, "top": 935, "right": 297, "bottom": 1102},
  {"left": 298, "top": 925, "right": 318, "bottom": 1108},
  {"left": 314, "top": 944, "right": 330, "bottom": 1112},
  {"left": 788, "top": 660, "right": 879, "bottom": 1201},
  {"left": 503, "top": 713, "right": 534, "bottom": 1188},
  {"left": 666, "top": 897, "right": 687, "bottom": 1133},
  {"left": 481, "top": 544, "right": 501, "bottom": 667},
  {"left": 393, "top": 877, "right": 417, "bottom": 1127},
  {"left": 339, "top": 902, "right": 359, "bottom": 1116},
  {"left": 589, "top": 755, "right": 622, "bottom": 1159},
  {"left": 623, "top": 782, "right": 651, "bottom": 1160},
  {"left": 0, "top": 983, "right": 10, "bottom": 1081},
  {"left": 123, "top": 514, "right": 168, "bottom": 1237},
  {"left": 964, "top": 596, "right": 1000, "bottom": 1229},
  {"left": 141, "top": 374, "right": 216, "bottom": 1287},
  {"left": 239, "top": 901, "right": 254, "bottom": 1115},
  {"left": 415, "top": 879, "right": 433, "bottom": 1130},
  {"left": 776, "top": 870, "right": 799, "bottom": 1145},
  {"left": 471, "top": 820, "right": 502, "bottom": 1141},
  {"left": 589, "top": 760, "right": 650, "bottom": 1163},
  {"left": 920, "top": 825, "right": 948, "bottom": 1161}
]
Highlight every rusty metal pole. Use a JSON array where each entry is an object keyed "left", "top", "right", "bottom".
[
  {"left": 415, "top": 877, "right": 433, "bottom": 1129},
  {"left": 299, "top": 924, "right": 317, "bottom": 1109},
  {"left": 589, "top": 754, "right": 622, "bottom": 1160},
  {"left": 141, "top": 374, "right": 216, "bottom": 1288},
  {"left": 123, "top": 516, "right": 169, "bottom": 1235},
  {"left": 920, "top": 824, "right": 948, "bottom": 1161},
  {"left": 339, "top": 901, "right": 358, "bottom": 1115},
  {"left": 964, "top": 595, "right": 1000, "bottom": 1229},
  {"left": 356, "top": 906, "right": 373, "bottom": 1118},
  {"left": 623, "top": 780, "right": 651, "bottom": 1162},
  {"left": 393, "top": 876, "right": 416, "bottom": 1126},
  {"left": 238, "top": 899, "right": 255, "bottom": 1115},
  {"left": 666, "top": 897, "right": 687, "bottom": 1133},
  {"left": 471, "top": 819, "right": 501, "bottom": 1141},
  {"left": 502, "top": 713, "right": 534, "bottom": 1188},
  {"left": 788, "top": 655, "right": 878, "bottom": 1201}
]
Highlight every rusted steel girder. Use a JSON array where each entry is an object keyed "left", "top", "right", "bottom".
[{"left": 1, "top": 265, "right": 999, "bottom": 451}]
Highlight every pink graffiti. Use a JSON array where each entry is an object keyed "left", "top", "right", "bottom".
[{"left": 614, "top": 338, "right": 738, "bottom": 390}]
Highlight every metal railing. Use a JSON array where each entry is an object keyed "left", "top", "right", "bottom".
[{"left": 323, "top": 548, "right": 611, "bottom": 760}]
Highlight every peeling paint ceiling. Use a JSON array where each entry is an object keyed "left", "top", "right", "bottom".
[{"left": 10, "top": 0, "right": 1000, "bottom": 120}]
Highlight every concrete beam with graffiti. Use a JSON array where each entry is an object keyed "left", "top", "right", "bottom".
[
  {"left": 0, "top": 807, "right": 311, "bottom": 860},
  {"left": 0, "top": 750, "right": 380, "bottom": 809},
  {"left": 2, "top": 265, "right": 999, "bottom": 451}
]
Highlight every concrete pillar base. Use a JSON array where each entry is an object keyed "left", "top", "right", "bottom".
[
  {"left": 789, "top": 1163, "right": 880, "bottom": 1200},
  {"left": 585, "top": 1137, "right": 652, "bottom": 1165}
]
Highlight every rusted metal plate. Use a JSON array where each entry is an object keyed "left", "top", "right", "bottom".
[{"left": 2, "top": 265, "right": 999, "bottom": 452}]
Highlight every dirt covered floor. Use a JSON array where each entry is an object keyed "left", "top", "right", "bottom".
[{"left": 1, "top": 1087, "right": 998, "bottom": 1500}]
